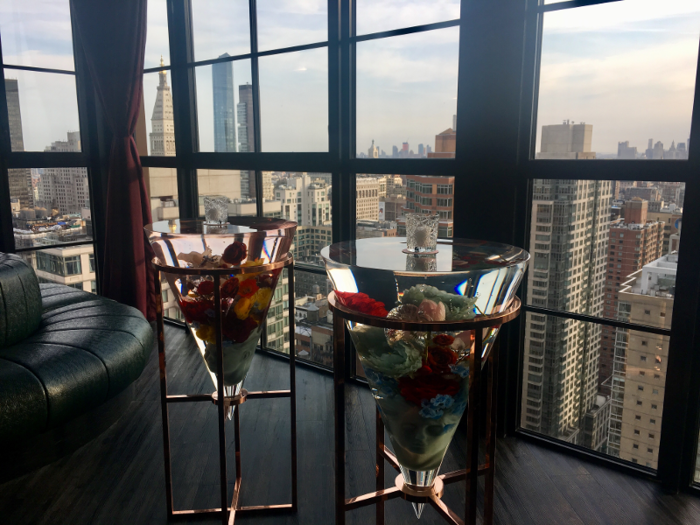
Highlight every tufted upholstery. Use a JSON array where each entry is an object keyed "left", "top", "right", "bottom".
[
  {"left": 0, "top": 253, "right": 43, "bottom": 347},
  {"left": 0, "top": 260, "right": 153, "bottom": 444}
]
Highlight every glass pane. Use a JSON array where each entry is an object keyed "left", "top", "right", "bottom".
[
  {"left": 396, "top": 175, "right": 454, "bottom": 238},
  {"left": 356, "top": 28, "right": 458, "bottom": 159},
  {"left": 536, "top": 1, "right": 700, "bottom": 159},
  {"left": 293, "top": 270, "right": 333, "bottom": 367},
  {"left": 356, "top": 0, "right": 460, "bottom": 36},
  {"left": 4, "top": 71, "right": 80, "bottom": 152},
  {"left": 145, "top": 0, "right": 170, "bottom": 68},
  {"left": 196, "top": 169, "right": 257, "bottom": 217},
  {"left": 521, "top": 313, "right": 669, "bottom": 469},
  {"left": 8, "top": 164, "right": 91, "bottom": 249},
  {"left": 528, "top": 180, "right": 683, "bottom": 333},
  {"left": 191, "top": 0, "right": 250, "bottom": 61},
  {"left": 259, "top": 48, "right": 328, "bottom": 152},
  {"left": 256, "top": 0, "right": 327, "bottom": 52},
  {"left": 195, "top": 61, "right": 253, "bottom": 152},
  {"left": 0, "top": 0, "right": 74, "bottom": 69},
  {"left": 147, "top": 168, "right": 179, "bottom": 220},
  {"left": 264, "top": 171, "right": 332, "bottom": 266},
  {"left": 142, "top": 71, "right": 176, "bottom": 156},
  {"left": 19, "top": 244, "right": 96, "bottom": 294}
]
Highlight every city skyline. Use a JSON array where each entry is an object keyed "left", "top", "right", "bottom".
[{"left": 3, "top": 1, "right": 699, "bottom": 154}]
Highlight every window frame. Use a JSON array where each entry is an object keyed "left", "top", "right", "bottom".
[
  {"left": 513, "top": 0, "right": 700, "bottom": 494},
  {"left": 1, "top": 0, "right": 700, "bottom": 495},
  {"left": 0, "top": 3, "right": 104, "bottom": 293}
]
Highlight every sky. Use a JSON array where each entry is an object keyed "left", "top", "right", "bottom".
[{"left": 1, "top": 0, "right": 699, "bottom": 157}]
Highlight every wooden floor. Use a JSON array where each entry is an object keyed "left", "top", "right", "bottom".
[{"left": 2, "top": 324, "right": 700, "bottom": 524}]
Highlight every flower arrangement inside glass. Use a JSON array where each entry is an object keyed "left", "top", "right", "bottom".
[
  {"left": 322, "top": 238, "right": 528, "bottom": 518},
  {"left": 146, "top": 218, "right": 296, "bottom": 418}
]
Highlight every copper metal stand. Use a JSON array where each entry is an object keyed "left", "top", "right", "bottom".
[
  {"left": 153, "top": 256, "right": 297, "bottom": 525},
  {"left": 329, "top": 293, "right": 521, "bottom": 525}
]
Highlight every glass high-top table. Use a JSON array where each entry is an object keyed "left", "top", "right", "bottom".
[{"left": 321, "top": 237, "right": 529, "bottom": 525}]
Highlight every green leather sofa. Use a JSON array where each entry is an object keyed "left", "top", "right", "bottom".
[{"left": 0, "top": 253, "right": 153, "bottom": 480}]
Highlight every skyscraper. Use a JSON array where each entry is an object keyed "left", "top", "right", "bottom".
[
  {"left": 599, "top": 200, "right": 664, "bottom": 391},
  {"left": 5, "top": 78, "right": 33, "bottom": 209},
  {"left": 238, "top": 83, "right": 255, "bottom": 199},
  {"left": 537, "top": 120, "right": 595, "bottom": 159},
  {"left": 608, "top": 253, "right": 676, "bottom": 466},
  {"left": 522, "top": 179, "right": 612, "bottom": 449},
  {"left": 212, "top": 54, "right": 236, "bottom": 153},
  {"left": 149, "top": 59, "right": 176, "bottom": 157},
  {"left": 38, "top": 132, "right": 90, "bottom": 216},
  {"left": 523, "top": 126, "right": 610, "bottom": 448}
]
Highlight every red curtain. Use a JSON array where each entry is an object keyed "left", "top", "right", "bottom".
[{"left": 70, "top": 0, "right": 155, "bottom": 320}]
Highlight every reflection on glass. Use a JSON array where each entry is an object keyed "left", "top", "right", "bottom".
[
  {"left": 194, "top": 61, "right": 253, "bottom": 153},
  {"left": 142, "top": 71, "right": 176, "bottom": 156},
  {"left": 522, "top": 307, "right": 671, "bottom": 467},
  {"left": 19, "top": 244, "right": 96, "bottom": 294},
  {"left": 191, "top": 0, "right": 250, "bottom": 61},
  {"left": 294, "top": 271, "right": 333, "bottom": 367},
  {"left": 0, "top": 0, "right": 74, "bottom": 70},
  {"left": 4, "top": 70, "right": 80, "bottom": 152},
  {"left": 263, "top": 171, "right": 332, "bottom": 266},
  {"left": 356, "top": 28, "right": 459, "bottom": 159},
  {"left": 259, "top": 48, "right": 328, "bottom": 152},
  {"left": 197, "top": 169, "right": 257, "bottom": 218},
  {"left": 536, "top": 1, "right": 700, "bottom": 159},
  {"left": 393, "top": 175, "right": 454, "bottom": 239},
  {"left": 528, "top": 179, "right": 683, "bottom": 391},
  {"left": 256, "top": 0, "right": 327, "bottom": 52},
  {"left": 356, "top": 0, "right": 459, "bottom": 36},
  {"left": 8, "top": 162, "right": 92, "bottom": 249},
  {"left": 145, "top": 0, "right": 170, "bottom": 68}
]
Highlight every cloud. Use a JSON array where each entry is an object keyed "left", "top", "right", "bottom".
[{"left": 537, "top": 4, "right": 700, "bottom": 154}]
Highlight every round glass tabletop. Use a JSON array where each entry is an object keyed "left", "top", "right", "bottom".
[{"left": 320, "top": 237, "right": 529, "bottom": 274}]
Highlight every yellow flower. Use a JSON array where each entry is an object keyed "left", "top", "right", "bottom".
[
  {"left": 252, "top": 287, "right": 273, "bottom": 309},
  {"left": 242, "top": 258, "right": 264, "bottom": 267},
  {"left": 196, "top": 325, "right": 216, "bottom": 344},
  {"left": 234, "top": 297, "right": 253, "bottom": 319}
]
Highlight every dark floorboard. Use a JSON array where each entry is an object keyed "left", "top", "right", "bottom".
[{"left": 1, "top": 324, "right": 699, "bottom": 524}]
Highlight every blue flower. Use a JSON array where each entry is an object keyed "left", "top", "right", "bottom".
[
  {"left": 364, "top": 367, "right": 398, "bottom": 398},
  {"left": 418, "top": 394, "right": 456, "bottom": 419},
  {"left": 431, "top": 394, "right": 455, "bottom": 409},
  {"left": 419, "top": 406, "right": 444, "bottom": 419},
  {"left": 449, "top": 364, "right": 469, "bottom": 378}
]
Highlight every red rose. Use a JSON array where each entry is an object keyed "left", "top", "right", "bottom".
[
  {"left": 432, "top": 334, "right": 455, "bottom": 346},
  {"left": 427, "top": 345, "right": 458, "bottom": 373},
  {"left": 335, "top": 291, "right": 388, "bottom": 317},
  {"left": 398, "top": 373, "right": 460, "bottom": 406},
  {"left": 222, "top": 241, "right": 247, "bottom": 265},
  {"left": 222, "top": 315, "right": 259, "bottom": 343},
  {"left": 179, "top": 298, "right": 214, "bottom": 324},
  {"left": 196, "top": 280, "right": 215, "bottom": 296},
  {"left": 221, "top": 277, "right": 239, "bottom": 298},
  {"left": 238, "top": 277, "right": 259, "bottom": 298}
]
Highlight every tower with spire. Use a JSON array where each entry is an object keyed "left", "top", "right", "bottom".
[{"left": 150, "top": 57, "right": 176, "bottom": 156}]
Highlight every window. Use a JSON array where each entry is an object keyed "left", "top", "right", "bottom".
[{"left": 2, "top": 0, "right": 700, "bottom": 492}]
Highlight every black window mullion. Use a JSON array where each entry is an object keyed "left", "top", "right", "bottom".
[
  {"left": 70, "top": 3, "right": 106, "bottom": 293},
  {"left": 0, "top": 35, "right": 15, "bottom": 253},
  {"left": 168, "top": 0, "right": 198, "bottom": 220},
  {"left": 658, "top": 37, "right": 700, "bottom": 491},
  {"left": 247, "top": 0, "right": 264, "bottom": 218}
]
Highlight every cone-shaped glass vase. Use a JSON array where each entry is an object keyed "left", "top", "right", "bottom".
[
  {"left": 322, "top": 238, "right": 529, "bottom": 515},
  {"left": 147, "top": 218, "right": 296, "bottom": 418}
]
